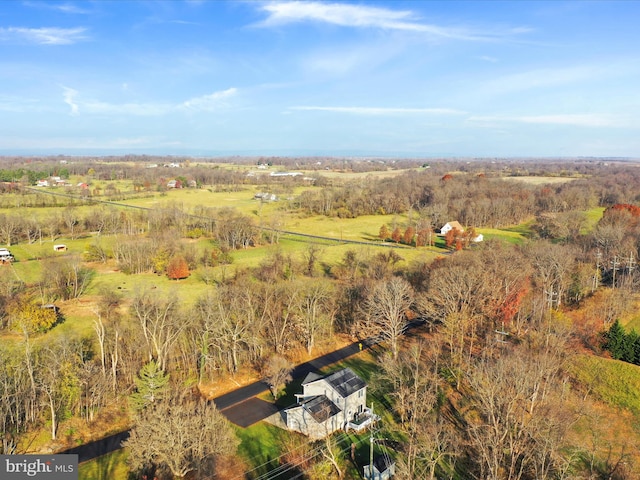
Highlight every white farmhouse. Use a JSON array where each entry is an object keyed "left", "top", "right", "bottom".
[
  {"left": 440, "top": 221, "right": 464, "bottom": 235},
  {"left": 285, "top": 368, "right": 374, "bottom": 439}
]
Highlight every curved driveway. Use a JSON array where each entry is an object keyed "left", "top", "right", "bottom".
[{"left": 59, "top": 338, "right": 375, "bottom": 462}]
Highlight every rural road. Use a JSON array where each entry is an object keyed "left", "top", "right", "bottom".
[
  {"left": 215, "top": 339, "right": 375, "bottom": 427},
  {"left": 59, "top": 337, "right": 379, "bottom": 462}
]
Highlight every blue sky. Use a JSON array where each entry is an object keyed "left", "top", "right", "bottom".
[{"left": 1, "top": 1, "right": 639, "bottom": 157}]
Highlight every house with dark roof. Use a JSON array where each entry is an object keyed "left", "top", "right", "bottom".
[{"left": 285, "top": 368, "right": 373, "bottom": 439}]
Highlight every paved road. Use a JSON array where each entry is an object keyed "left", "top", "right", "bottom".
[
  {"left": 222, "top": 398, "right": 282, "bottom": 428},
  {"left": 215, "top": 340, "right": 373, "bottom": 428},
  {"left": 213, "top": 340, "right": 365, "bottom": 411},
  {"left": 58, "top": 338, "right": 376, "bottom": 463}
]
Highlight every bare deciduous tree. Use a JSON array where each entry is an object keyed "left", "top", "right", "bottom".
[
  {"left": 465, "top": 343, "right": 572, "bottom": 480},
  {"left": 376, "top": 341, "right": 457, "bottom": 479},
  {"left": 131, "top": 289, "right": 186, "bottom": 372},
  {"left": 295, "top": 278, "right": 335, "bottom": 355},
  {"left": 124, "top": 391, "right": 238, "bottom": 479},
  {"left": 360, "top": 277, "right": 414, "bottom": 359},
  {"left": 262, "top": 354, "right": 293, "bottom": 399}
]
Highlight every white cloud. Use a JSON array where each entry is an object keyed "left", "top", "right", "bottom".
[
  {"left": 179, "top": 88, "right": 237, "bottom": 111},
  {"left": 59, "top": 87, "right": 238, "bottom": 116},
  {"left": 257, "top": 1, "right": 528, "bottom": 41},
  {"left": 23, "top": 2, "right": 91, "bottom": 14},
  {"left": 291, "top": 106, "right": 466, "bottom": 115},
  {"left": 61, "top": 86, "right": 79, "bottom": 115},
  {"left": 0, "top": 27, "right": 88, "bottom": 45},
  {"left": 83, "top": 101, "right": 172, "bottom": 116}
]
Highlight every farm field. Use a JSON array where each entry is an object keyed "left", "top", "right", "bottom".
[
  {"left": 500, "top": 175, "right": 582, "bottom": 185},
  {"left": 2, "top": 158, "right": 640, "bottom": 479}
]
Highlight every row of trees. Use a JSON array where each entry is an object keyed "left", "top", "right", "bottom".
[
  {"left": 379, "top": 223, "right": 435, "bottom": 247},
  {"left": 290, "top": 165, "right": 611, "bottom": 227},
  {"left": 604, "top": 320, "right": 640, "bottom": 365}
]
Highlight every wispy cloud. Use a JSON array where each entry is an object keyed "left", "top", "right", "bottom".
[
  {"left": 0, "top": 27, "right": 88, "bottom": 45},
  {"left": 469, "top": 113, "right": 624, "bottom": 127},
  {"left": 61, "top": 87, "right": 238, "bottom": 116},
  {"left": 61, "top": 86, "right": 79, "bottom": 115},
  {"left": 82, "top": 101, "right": 172, "bottom": 116},
  {"left": 23, "top": 2, "right": 91, "bottom": 14},
  {"left": 179, "top": 88, "right": 237, "bottom": 111},
  {"left": 291, "top": 106, "right": 466, "bottom": 115},
  {"left": 257, "top": 1, "right": 528, "bottom": 41}
]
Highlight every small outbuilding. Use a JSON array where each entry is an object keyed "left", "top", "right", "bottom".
[
  {"left": 53, "top": 244, "right": 67, "bottom": 252},
  {"left": 0, "top": 248, "right": 14, "bottom": 262},
  {"left": 364, "top": 455, "right": 396, "bottom": 480}
]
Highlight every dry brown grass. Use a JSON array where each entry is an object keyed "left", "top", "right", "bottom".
[
  {"left": 309, "top": 167, "right": 421, "bottom": 180},
  {"left": 566, "top": 397, "right": 640, "bottom": 476},
  {"left": 501, "top": 175, "right": 579, "bottom": 185}
]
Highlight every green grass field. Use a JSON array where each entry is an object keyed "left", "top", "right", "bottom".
[
  {"left": 477, "top": 226, "right": 530, "bottom": 244},
  {"left": 582, "top": 207, "right": 605, "bottom": 233},
  {"left": 78, "top": 450, "right": 130, "bottom": 480},
  {"left": 570, "top": 353, "right": 640, "bottom": 413},
  {"left": 235, "top": 421, "right": 298, "bottom": 478}
]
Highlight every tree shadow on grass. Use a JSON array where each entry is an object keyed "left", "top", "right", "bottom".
[{"left": 79, "top": 450, "right": 128, "bottom": 480}]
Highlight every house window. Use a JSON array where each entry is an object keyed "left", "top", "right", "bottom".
[{"left": 358, "top": 389, "right": 363, "bottom": 398}]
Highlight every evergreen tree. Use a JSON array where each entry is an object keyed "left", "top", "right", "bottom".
[
  {"left": 605, "top": 319, "right": 627, "bottom": 360},
  {"left": 129, "top": 361, "right": 169, "bottom": 411},
  {"left": 633, "top": 335, "right": 640, "bottom": 366},
  {"left": 623, "top": 330, "right": 638, "bottom": 363}
]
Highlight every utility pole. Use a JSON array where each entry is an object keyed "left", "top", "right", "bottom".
[
  {"left": 627, "top": 252, "right": 636, "bottom": 275},
  {"left": 592, "top": 249, "right": 602, "bottom": 292},
  {"left": 495, "top": 320, "right": 509, "bottom": 348},
  {"left": 611, "top": 255, "right": 620, "bottom": 288},
  {"left": 544, "top": 288, "right": 557, "bottom": 311},
  {"left": 369, "top": 403, "right": 374, "bottom": 480}
]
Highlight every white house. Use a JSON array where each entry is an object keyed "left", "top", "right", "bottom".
[
  {"left": 285, "top": 368, "right": 374, "bottom": 439},
  {"left": 0, "top": 248, "right": 14, "bottom": 262},
  {"left": 270, "top": 171, "right": 302, "bottom": 177},
  {"left": 440, "top": 221, "right": 464, "bottom": 235}
]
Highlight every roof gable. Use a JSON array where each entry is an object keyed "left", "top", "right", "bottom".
[
  {"left": 301, "top": 372, "right": 323, "bottom": 385},
  {"left": 302, "top": 395, "right": 341, "bottom": 423},
  {"left": 444, "top": 221, "right": 464, "bottom": 231},
  {"left": 324, "top": 368, "right": 366, "bottom": 398}
]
